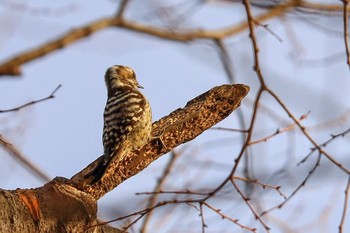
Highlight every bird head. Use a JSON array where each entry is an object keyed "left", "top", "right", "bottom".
[{"left": 105, "top": 65, "right": 143, "bottom": 91}]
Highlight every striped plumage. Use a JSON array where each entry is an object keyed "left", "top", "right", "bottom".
[{"left": 91, "top": 65, "right": 152, "bottom": 182}]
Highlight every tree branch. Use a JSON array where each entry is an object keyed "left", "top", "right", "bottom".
[
  {"left": 0, "top": 1, "right": 297, "bottom": 76},
  {"left": 342, "top": 0, "right": 350, "bottom": 71},
  {"left": 0, "top": 85, "right": 61, "bottom": 113},
  {"left": 0, "top": 84, "right": 249, "bottom": 232},
  {"left": 70, "top": 84, "right": 249, "bottom": 199}
]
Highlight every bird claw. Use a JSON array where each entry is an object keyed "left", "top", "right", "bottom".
[{"left": 151, "top": 135, "right": 166, "bottom": 151}]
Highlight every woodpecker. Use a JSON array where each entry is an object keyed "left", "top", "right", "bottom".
[{"left": 90, "top": 65, "right": 152, "bottom": 182}]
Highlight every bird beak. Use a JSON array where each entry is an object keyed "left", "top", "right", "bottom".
[{"left": 137, "top": 84, "right": 144, "bottom": 89}]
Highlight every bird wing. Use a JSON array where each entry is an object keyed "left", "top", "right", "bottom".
[{"left": 102, "top": 90, "right": 146, "bottom": 163}]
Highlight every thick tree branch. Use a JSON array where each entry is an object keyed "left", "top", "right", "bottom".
[
  {"left": 0, "top": 181, "right": 98, "bottom": 232},
  {"left": 70, "top": 84, "right": 249, "bottom": 199},
  {"left": 0, "top": 84, "right": 248, "bottom": 232}
]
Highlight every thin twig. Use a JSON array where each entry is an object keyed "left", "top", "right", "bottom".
[
  {"left": 209, "top": 126, "right": 248, "bottom": 133},
  {"left": 339, "top": 175, "right": 350, "bottom": 233},
  {"left": 240, "top": 0, "right": 271, "bottom": 231},
  {"left": 203, "top": 202, "right": 256, "bottom": 232},
  {"left": 116, "top": 0, "right": 129, "bottom": 18},
  {"left": 342, "top": 0, "right": 350, "bottom": 70},
  {"left": 249, "top": 123, "right": 296, "bottom": 145},
  {"left": 298, "top": 128, "right": 350, "bottom": 165},
  {"left": 261, "top": 153, "right": 322, "bottom": 216},
  {"left": 136, "top": 190, "right": 209, "bottom": 196},
  {"left": 92, "top": 199, "right": 202, "bottom": 227},
  {"left": 233, "top": 176, "right": 286, "bottom": 199},
  {"left": 199, "top": 203, "right": 206, "bottom": 233},
  {"left": 215, "top": 37, "right": 254, "bottom": 204},
  {"left": 231, "top": 179, "right": 270, "bottom": 232},
  {"left": 248, "top": 111, "right": 309, "bottom": 146},
  {"left": 253, "top": 19, "right": 283, "bottom": 42},
  {"left": 0, "top": 85, "right": 61, "bottom": 113},
  {"left": 267, "top": 88, "right": 350, "bottom": 175}
]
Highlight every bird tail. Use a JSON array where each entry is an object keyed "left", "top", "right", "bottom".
[
  {"left": 85, "top": 149, "right": 124, "bottom": 184},
  {"left": 84, "top": 157, "right": 110, "bottom": 184}
]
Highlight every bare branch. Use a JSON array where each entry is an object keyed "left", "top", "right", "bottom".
[
  {"left": 298, "top": 1, "right": 350, "bottom": 13},
  {"left": 339, "top": 175, "right": 350, "bottom": 232},
  {"left": 342, "top": 0, "right": 350, "bottom": 71},
  {"left": 0, "top": 1, "right": 296, "bottom": 76},
  {"left": 298, "top": 128, "right": 350, "bottom": 165},
  {"left": 231, "top": 178, "right": 270, "bottom": 232},
  {"left": 253, "top": 19, "right": 283, "bottom": 42},
  {"left": 116, "top": 0, "right": 129, "bottom": 18},
  {"left": 199, "top": 203, "right": 206, "bottom": 233},
  {"left": 248, "top": 112, "right": 309, "bottom": 145},
  {"left": 261, "top": 153, "right": 322, "bottom": 216},
  {"left": 233, "top": 176, "right": 286, "bottom": 199},
  {"left": 210, "top": 126, "right": 248, "bottom": 133},
  {"left": 136, "top": 190, "right": 209, "bottom": 196},
  {"left": 0, "top": 85, "right": 61, "bottom": 113},
  {"left": 268, "top": 89, "right": 350, "bottom": 175},
  {"left": 203, "top": 202, "right": 256, "bottom": 232}
]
